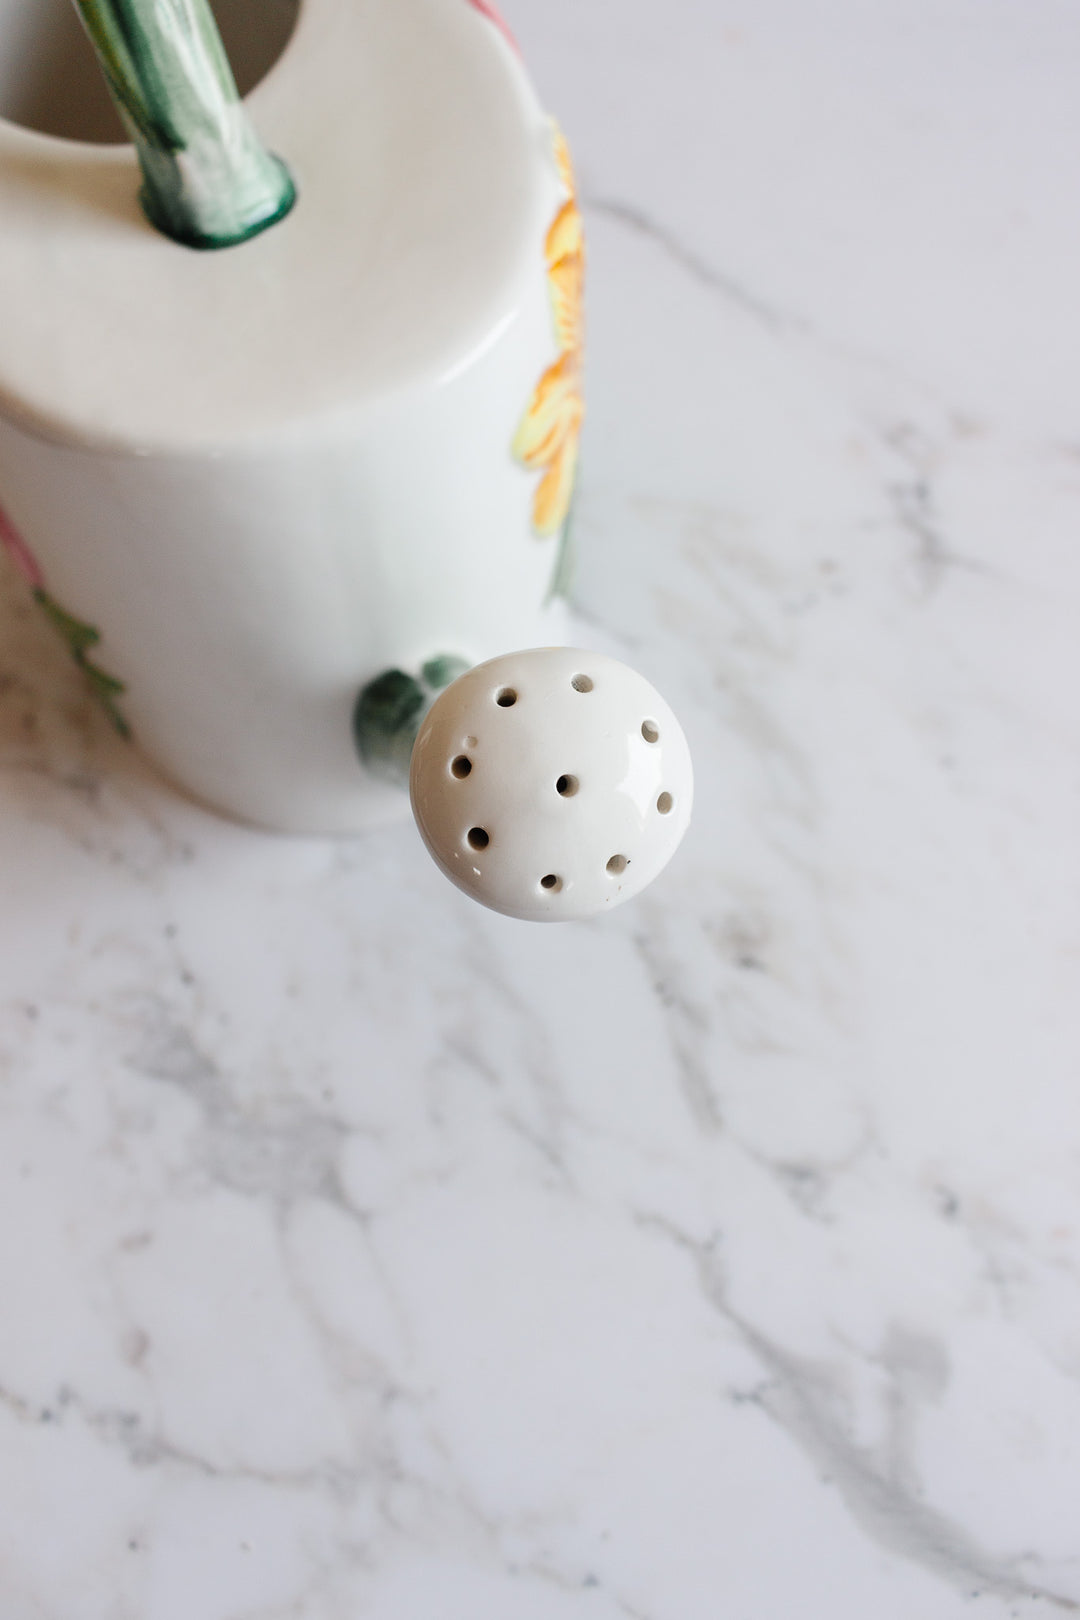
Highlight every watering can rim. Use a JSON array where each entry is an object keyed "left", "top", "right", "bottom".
[{"left": 0, "top": 0, "right": 558, "bottom": 457}]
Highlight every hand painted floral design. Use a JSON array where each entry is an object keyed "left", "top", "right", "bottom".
[
  {"left": 0, "top": 504, "right": 130, "bottom": 738},
  {"left": 512, "top": 124, "right": 585, "bottom": 540}
]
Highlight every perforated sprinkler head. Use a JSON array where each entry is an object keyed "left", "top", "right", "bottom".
[{"left": 409, "top": 648, "right": 693, "bottom": 921}]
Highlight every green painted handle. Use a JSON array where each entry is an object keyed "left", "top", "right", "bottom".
[{"left": 71, "top": 0, "right": 295, "bottom": 249}]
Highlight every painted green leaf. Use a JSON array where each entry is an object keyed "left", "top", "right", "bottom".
[
  {"left": 34, "top": 589, "right": 102, "bottom": 655},
  {"left": 352, "top": 654, "right": 471, "bottom": 787},
  {"left": 33, "top": 589, "right": 130, "bottom": 738}
]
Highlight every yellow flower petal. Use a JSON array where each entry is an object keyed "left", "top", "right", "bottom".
[
  {"left": 545, "top": 199, "right": 583, "bottom": 268},
  {"left": 552, "top": 125, "right": 575, "bottom": 198},
  {"left": 532, "top": 433, "right": 579, "bottom": 537},
  {"left": 548, "top": 251, "right": 583, "bottom": 352},
  {"left": 512, "top": 352, "right": 580, "bottom": 468},
  {"left": 512, "top": 123, "right": 585, "bottom": 542}
]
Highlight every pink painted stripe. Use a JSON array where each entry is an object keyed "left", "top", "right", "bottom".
[
  {"left": 0, "top": 503, "right": 44, "bottom": 590},
  {"left": 464, "top": 0, "right": 520, "bottom": 54}
]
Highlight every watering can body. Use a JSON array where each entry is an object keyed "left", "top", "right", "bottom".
[{"left": 0, "top": 0, "right": 577, "bottom": 831}]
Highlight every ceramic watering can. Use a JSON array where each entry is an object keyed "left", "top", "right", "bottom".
[{"left": 0, "top": 0, "right": 692, "bottom": 919}]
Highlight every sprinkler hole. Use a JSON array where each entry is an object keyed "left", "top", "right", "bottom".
[
  {"left": 606, "top": 854, "right": 628, "bottom": 875},
  {"left": 571, "top": 674, "right": 594, "bottom": 693},
  {"left": 641, "top": 720, "right": 660, "bottom": 744},
  {"left": 540, "top": 874, "right": 562, "bottom": 892},
  {"left": 467, "top": 827, "right": 489, "bottom": 850},
  {"left": 495, "top": 688, "right": 517, "bottom": 707},
  {"left": 657, "top": 791, "right": 673, "bottom": 814},
  {"left": 556, "top": 774, "right": 579, "bottom": 797},
  {"left": 451, "top": 756, "right": 472, "bottom": 779}
]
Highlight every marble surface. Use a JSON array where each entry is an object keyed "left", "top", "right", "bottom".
[{"left": 2, "top": 1, "right": 1079, "bottom": 1615}]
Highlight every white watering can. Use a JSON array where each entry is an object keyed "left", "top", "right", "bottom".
[{"left": 0, "top": 0, "right": 691, "bottom": 919}]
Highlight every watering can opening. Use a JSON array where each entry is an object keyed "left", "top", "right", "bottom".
[
  {"left": 0, "top": 0, "right": 555, "bottom": 450},
  {"left": 0, "top": 0, "right": 300, "bottom": 146}
]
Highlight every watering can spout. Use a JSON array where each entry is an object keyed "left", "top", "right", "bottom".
[
  {"left": 70, "top": 0, "right": 295, "bottom": 248},
  {"left": 356, "top": 649, "right": 695, "bottom": 922}
]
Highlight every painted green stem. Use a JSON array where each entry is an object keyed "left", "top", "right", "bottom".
[{"left": 71, "top": 0, "right": 295, "bottom": 249}]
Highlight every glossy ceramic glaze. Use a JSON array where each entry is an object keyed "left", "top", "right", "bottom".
[
  {"left": 5, "top": 0, "right": 1077, "bottom": 1605},
  {"left": 0, "top": 0, "right": 575, "bottom": 831},
  {"left": 410, "top": 648, "right": 693, "bottom": 920}
]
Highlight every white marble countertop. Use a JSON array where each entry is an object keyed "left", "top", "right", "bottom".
[{"left": 2, "top": 2, "right": 1079, "bottom": 1615}]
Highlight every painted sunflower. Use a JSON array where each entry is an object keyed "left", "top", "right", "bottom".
[{"left": 512, "top": 125, "right": 584, "bottom": 538}]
